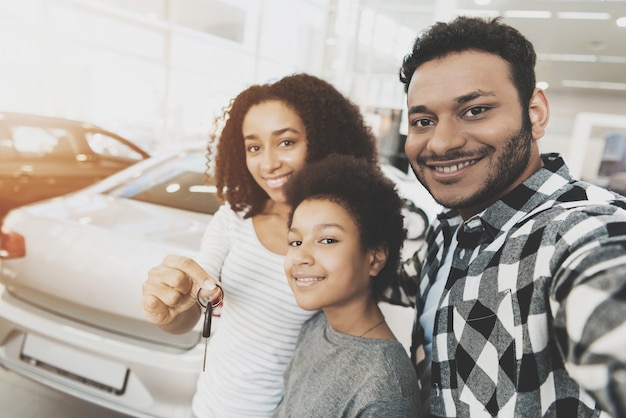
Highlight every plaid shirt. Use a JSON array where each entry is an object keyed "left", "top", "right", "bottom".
[{"left": 385, "top": 154, "right": 626, "bottom": 417}]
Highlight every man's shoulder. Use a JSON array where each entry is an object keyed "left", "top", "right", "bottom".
[{"left": 530, "top": 178, "right": 626, "bottom": 218}]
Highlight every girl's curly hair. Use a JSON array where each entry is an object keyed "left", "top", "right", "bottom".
[
  {"left": 207, "top": 73, "right": 378, "bottom": 217},
  {"left": 284, "top": 154, "right": 405, "bottom": 299}
]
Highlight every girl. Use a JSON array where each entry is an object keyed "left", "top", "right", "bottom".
[
  {"left": 141, "top": 73, "right": 378, "bottom": 417},
  {"left": 275, "top": 154, "right": 421, "bottom": 417}
]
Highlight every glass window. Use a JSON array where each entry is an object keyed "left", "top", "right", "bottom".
[
  {"left": 11, "top": 126, "right": 76, "bottom": 159},
  {"left": 85, "top": 132, "right": 145, "bottom": 161},
  {"left": 106, "top": 150, "right": 220, "bottom": 215},
  {"left": 174, "top": 0, "right": 246, "bottom": 43}
]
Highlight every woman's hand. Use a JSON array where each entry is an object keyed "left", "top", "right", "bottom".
[{"left": 141, "top": 254, "right": 222, "bottom": 333}]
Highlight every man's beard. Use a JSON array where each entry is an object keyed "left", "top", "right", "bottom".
[{"left": 412, "top": 117, "right": 533, "bottom": 211}]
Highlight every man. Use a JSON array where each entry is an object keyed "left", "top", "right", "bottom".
[{"left": 385, "top": 16, "right": 626, "bottom": 417}]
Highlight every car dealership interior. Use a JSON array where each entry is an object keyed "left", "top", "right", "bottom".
[{"left": 1, "top": 0, "right": 626, "bottom": 416}]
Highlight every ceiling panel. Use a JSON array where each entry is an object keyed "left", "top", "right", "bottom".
[{"left": 367, "top": 0, "right": 626, "bottom": 96}]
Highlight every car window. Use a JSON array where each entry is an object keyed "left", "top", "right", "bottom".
[
  {"left": 10, "top": 126, "right": 76, "bottom": 160},
  {"left": 106, "top": 150, "right": 220, "bottom": 215},
  {"left": 85, "top": 132, "right": 145, "bottom": 161}
]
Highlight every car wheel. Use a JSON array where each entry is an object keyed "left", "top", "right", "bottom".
[{"left": 403, "top": 200, "right": 429, "bottom": 240}]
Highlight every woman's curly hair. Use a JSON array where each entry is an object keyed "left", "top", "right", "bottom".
[
  {"left": 284, "top": 154, "right": 406, "bottom": 299},
  {"left": 207, "top": 73, "right": 378, "bottom": 218}
]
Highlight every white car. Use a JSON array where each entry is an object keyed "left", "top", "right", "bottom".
[
  {"left": 0, "top": 144, "right": 439, "bottom": 417},
  {"left": 381, "top": 163, "right": 441, "bottom": 240}
]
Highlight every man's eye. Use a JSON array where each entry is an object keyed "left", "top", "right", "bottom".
[
  {"left": 464, "top": 106, "right": 488, "bottom": 117},
  {"left": 288, "top": 240, "right": 302, "bottom": 247},
  {"left": 320, "top": 238, "right": 338, "bottom": 244}
]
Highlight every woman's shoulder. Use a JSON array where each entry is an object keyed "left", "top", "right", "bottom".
[{"left": 213, "top": 203, "right": 249, "bottom": 224}]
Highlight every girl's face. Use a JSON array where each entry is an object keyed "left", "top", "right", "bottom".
[
  {"left": 284, "top": 198, "right": 383, "bottom": 312},
  {"left": 242, "top": 100, "right": 308, "bottom": 203}
]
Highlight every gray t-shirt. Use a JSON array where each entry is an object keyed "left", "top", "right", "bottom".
[{"left": 273, "top": 312, "right": 422, "bottom": 417}]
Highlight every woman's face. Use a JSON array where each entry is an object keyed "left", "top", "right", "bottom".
[
  {"left": 242, "top": 100, "right": 308, "bottom": 203},
  {"left": 284, "top": 198, "right": 380, "bottom": 312}
]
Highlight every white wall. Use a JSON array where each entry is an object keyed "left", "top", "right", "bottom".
[{"left": 0, "top": 0, "right": 624, "bottom": 175}]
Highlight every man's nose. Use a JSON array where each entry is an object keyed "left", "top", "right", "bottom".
[{"left": 427, "top": 119, "right": 466, "bottom": 156}]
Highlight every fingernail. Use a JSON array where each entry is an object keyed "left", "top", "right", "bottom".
[{"left": 202, "top": 280, "right": 216, "bottom": 290}]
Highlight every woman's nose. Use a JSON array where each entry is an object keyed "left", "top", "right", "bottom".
[{"left": 261, "top": 149, "right": 280, "bottom": 171}]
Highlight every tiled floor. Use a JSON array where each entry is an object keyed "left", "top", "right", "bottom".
[
  {"left": 0, "top": 366, "right": 132, "bottom": 417},
  {"left": 0, "top": 303, "right": 415, "bottom": 418}
]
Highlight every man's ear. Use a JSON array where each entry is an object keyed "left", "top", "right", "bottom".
[
  {"left": 528, "top": 88, "right": 550, "bottom": 141},
  {"left": 368, "top": 245, "right": 388, "bottom": 277}
]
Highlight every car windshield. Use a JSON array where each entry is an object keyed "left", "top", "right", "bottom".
[
  {"left": 9, "top": 126, "right": 76, "bottom": 160},
  {"left": 105, "top": 150, "right": 220, "bottom": 215}
]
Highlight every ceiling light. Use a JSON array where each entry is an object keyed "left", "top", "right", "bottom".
[
  {"left": 598, "top": 55, "right": 626, "bottom": 64},
  {"left": 538, "top": 53, "right": 597, "bottom": 62},
  {"left": 473, "top": 0, "right": 491, "bottom": 5},
  {"left": 617, "top": 17, "right": 626, "bottom": 27},
  {"left": 536, "top": 81, "right": 549, "bottom": 90},
  {"left": 456, "top": 9, "right": 500, "bottom": 18},
  {"left": 562, "top": 80, "right": 626, "bottom": 92},
  {"left": 503, "top": 10, "right": 552, "bottom": 19},
  {"left": 557, "top": 12, "right": 610, "bottom": 20}
]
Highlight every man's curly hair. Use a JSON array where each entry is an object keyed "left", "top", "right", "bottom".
[
  {"left": 399, "top": 16, "right": 537, "bottom": 109},
  {"left": 284, "top": 154, "right": 406, "bottom": 299},
  {"left": 207, "top": 73, "right": 378, "bottom": 217}
]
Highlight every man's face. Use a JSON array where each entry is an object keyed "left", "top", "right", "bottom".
[{"left": 405, "top": 50, "right": 536, "bottom": 219}]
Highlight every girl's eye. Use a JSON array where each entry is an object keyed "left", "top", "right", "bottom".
[
  {"left": 288, "top": 240, "right": 302, "bottom": 247},
  {"left": 246, "top": 145, "right": 260, "bottom": 153},
  {"left": 410, "top": 118, "right": 433, "bottom": 128},
  {"left": 320, "top": 238, "right": 338, "bottom": 244}
]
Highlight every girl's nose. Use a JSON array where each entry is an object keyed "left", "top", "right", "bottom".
[{"left": 292, "top": 244, "right": 314, "bottom": 266}]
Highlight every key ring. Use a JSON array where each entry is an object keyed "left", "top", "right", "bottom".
[{"left": 196, "top": 283, "right": 224, "bottom": 310}]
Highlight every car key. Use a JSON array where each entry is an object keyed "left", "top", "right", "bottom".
[
  {"left": 202, "top": 299, "right": 212, "bottom": 372},
  {"left": 197, "top": 284, "right": 223, "bottom": 372}
]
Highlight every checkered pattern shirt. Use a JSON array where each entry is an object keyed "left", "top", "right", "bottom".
[{"left": 385, "top": 154, "right": 626, "bottom": 417}]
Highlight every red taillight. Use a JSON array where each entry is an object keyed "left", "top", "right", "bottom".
[{"left": 0, "top": 227, "right": 25, "bottom": 259}]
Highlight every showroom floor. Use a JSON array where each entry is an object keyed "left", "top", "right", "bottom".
[
  {"left": 0, "top": 366, "right": 132, "bottom": 417},
  {"left": 0, "top": 242, "right": 420, "bottom": 417}
]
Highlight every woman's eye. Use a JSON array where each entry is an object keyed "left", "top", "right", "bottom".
[
  {"left": 279, "top": 139, "right": 295, "bottom": 147},
  {"left": 247, "top": 145, "right": 260, "bottom": 153},
  {"left": 288, "top": 240, "right": 302, "bottom": 247}
]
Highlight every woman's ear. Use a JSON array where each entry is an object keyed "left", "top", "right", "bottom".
[
  {"left": 528, "top": 88, "right": 550, "bottom": 141},
  {"left": 368, "top": 245, "right": 388, "bottom": 277}
]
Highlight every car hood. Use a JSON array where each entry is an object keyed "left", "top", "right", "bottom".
[{"left": 1, "top": 192, "right": 210, "bottom": 349}]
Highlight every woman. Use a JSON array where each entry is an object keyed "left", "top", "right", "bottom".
[{"left": 141, "top": 73, "right": 378, "bottom": 417}]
